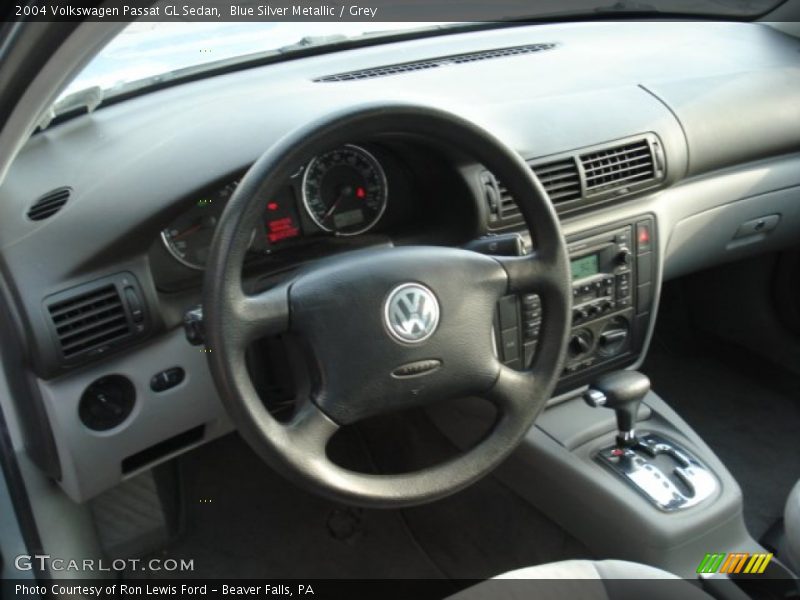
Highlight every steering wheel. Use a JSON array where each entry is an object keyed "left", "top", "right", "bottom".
[{"left": 203, "top": 104, "right": 571, "bottom": 508}]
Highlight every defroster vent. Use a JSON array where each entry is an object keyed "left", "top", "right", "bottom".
[{"left": 314, "top": 43, "right": 557, "bottom": 82}]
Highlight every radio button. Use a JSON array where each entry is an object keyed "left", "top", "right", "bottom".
[
  {"left": 572, "top": 308, "right": 588, "bottom": 323},
  {"left": 615, "top": 247, "right": 633, "bottom": 268},
  {"left": 523, "top": 323, "right": 541, "bottom": 341},
  {"left": 521, "top": 293, "right": 541, "bottom": 308},
  {"left": 522, "top": 309, "right": 542, "bottom": 322}
]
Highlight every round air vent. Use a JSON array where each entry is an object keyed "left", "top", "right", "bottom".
[{"left": 27, "top": 187, "right": 71, "bottom": 221}]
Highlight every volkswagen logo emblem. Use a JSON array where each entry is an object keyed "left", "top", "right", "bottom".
[{"left": 384, "top": 283, "right": 440, "bottom": 344}]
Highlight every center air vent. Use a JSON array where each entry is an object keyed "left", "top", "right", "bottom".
[
  {"left": 580, "top": 139, "right": 658, "bottom": 195},
  {"left": 46, "top": 274, "right": 148, "bottom": 364},
  {"left": 314, "top": 43, "right": 557, "bottom": 82},
  {"left": 27, "top": 187, "right": 70, "bottom": 221},
  {"left": 483, "top": 134, "right": 666, "bottom": 228},
  {"left": 483, "top": 158, "right": 581, "bottom": 228},
  {"left": 533, "top": 158, "right": 582, "bottom": 204}
]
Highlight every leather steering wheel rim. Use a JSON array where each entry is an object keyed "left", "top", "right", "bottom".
[{"left": 203, "top": 103, "right": 572, "bottom": 508}]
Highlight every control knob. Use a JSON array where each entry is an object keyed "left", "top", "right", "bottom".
[
  {"left": 615, "top": 247, "right": 632, "bottom": 267},
  {"left": 597, "top": 318, "right": 630, "bottom": 357},
  {"left": 568, "top": 330, "right": 593, "bottom": 358}
]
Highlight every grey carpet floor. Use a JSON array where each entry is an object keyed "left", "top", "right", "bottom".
[
  {"left": 133, "top": 424, "right": 587, "bottom": 580},
  {"left": 643, "top": 333, "right": 800, "bottom": 540}
]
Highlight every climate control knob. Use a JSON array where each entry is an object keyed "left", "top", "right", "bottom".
[
  {"left": 568, "top": 330, "right": 593, "bottom": 358},
  {"left": 597, "top": 317, "right": 630, "bottom": 357}
]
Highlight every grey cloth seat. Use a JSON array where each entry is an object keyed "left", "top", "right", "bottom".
[
  {"left": 786, "top": 480, "right": 800, "bottom": 571},
  {"left": 449, "top": 559, "right": 713, "bottom": 600}
]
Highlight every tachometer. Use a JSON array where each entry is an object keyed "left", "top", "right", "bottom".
[
  {"left": 161, "top": 180, "right": 238, "bottom": 270},
  {"left": 301, "top": 145, "right": 388, "bottom": 236}
]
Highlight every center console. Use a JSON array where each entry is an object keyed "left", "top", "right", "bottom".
[
  {"left": 493, "top": 215, "right": 656, "bottom": 392},
  {"left": 439, "top": 214, "right": 771, "bottom": 581}
]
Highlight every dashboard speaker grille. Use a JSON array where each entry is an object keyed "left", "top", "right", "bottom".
[
  {"left": 580, "top": 139, "right": 655, "bottom": 194},
  {"left": 48, "top": 285, "right": 131, "bottom": 359},
  {"left": 314, "top": 43, "right": 557, "bottom": 82},
  {"left": 27, "top": 187, "right": 70, "bottom": 221}
]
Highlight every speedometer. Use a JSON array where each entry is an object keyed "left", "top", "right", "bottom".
[{"left": 301, "top": 145, "right": 388, "bottom": 236}]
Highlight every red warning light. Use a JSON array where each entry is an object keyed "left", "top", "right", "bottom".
[
  {"left": 638, "top": 227, "right": 650, "bottom": 246},
  {"left": 267, "top": 202, "right": 279, "bottom": 211},
  {"left": 266, "top": 216, "right": 300, "bottom": 244},
  {"left": 355, "top": 187, "right": 366, "bottom": 199}
]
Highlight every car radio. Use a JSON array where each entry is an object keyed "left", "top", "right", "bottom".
[{"left": 493, "top": 216, "right": 656, "bottom": 390}]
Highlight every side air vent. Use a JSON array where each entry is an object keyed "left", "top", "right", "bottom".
[
  {"left": 314, "top": 43, "right": 557, "bottom": 82},
  {"left": 580, "top": 139, "right": 657, "bottom": 195},
  {"left": 27, "top": 187, "right": 70, "bottom": 221},
  {"left": 45, "top": 273, "right": 148, "bottom": 364},
  {"left": 495, "top": 180, "right": 523, "bottom": 224}
]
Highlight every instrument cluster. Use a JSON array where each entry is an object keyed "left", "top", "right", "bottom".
[{"left": 160, "top": 144, "right": 389, "bottom": 271}]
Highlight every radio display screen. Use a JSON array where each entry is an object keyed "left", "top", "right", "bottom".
[{"left": 571, "top": 254, "right": 599, "bottom": 281}]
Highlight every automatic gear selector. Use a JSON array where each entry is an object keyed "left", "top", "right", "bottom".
[
  {"left": 584, "top": 370, "right": 718, "bottom": 511},
  {"left": 583, "top": 370, "right": 650, "bottom": 447}
]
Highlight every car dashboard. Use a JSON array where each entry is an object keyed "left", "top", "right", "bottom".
[
  {"left": 149, "top": 141, "right": 476, "bottom": 292},
  {"left": 1, "top": 20, "right": 799, "bottom": 502}
]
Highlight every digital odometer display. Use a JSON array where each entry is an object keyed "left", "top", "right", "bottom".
[
  {"left": 301, "top": 145, "right": 388, "bottom": 236},
  {"left": 571, "top": 254, "right": 599, "bottom": 281}
]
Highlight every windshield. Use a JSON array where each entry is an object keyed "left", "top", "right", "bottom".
[
  {"left": 61, "top": 22, "right": 452, "bottom": 99},
  {"left": 60, "top": 0, "right": 786, "bottom": 105}
]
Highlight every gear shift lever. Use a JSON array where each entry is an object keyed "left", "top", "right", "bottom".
[
  {"left": 582, "top": 370, "right": 718, "bottom": 512},
  {"left": 583, "top": 370, "right": 650, "bottom": 447}
]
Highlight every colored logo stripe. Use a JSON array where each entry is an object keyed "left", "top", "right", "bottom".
[
  {"left": 697, "top": 553, "right": 725, "bottom": 574},
  {"left": 696, "top": 553, "right": 772, "bottom": 574}
]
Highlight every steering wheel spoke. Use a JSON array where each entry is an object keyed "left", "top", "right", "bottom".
[
  {"left": 494, "top": 251, "right": 564, "bottom": 296},
  {"left": 486, "top": 365, "right": 537, "bottom": 416},
  {"left": 284, "top": 401, "right": 340, "bottom": 457},
  {"left": 234, "top": 280, "right": 292, "bottom": 343}
]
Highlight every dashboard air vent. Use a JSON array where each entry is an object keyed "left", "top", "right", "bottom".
[
  {"left": 27, "top": 187, "right": 70, "bottom": 221},
  {"left": 494, "top": 180, "right": 522, "bottom": 223},
  {"left": 580, "top": 139, "right": 656, "bottom": 195},
  {"left": 314, "top": 43, "right": 557, "bottom": 82},
  {"left": 532, "top": 158, "right": 582, "bottom": 204},
  {"left": 48, "top": 284, "right": 131, "bottom": 360}
]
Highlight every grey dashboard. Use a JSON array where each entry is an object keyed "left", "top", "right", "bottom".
[{"left": 1, "top": 20, "right": 799, "bottom": 501}]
